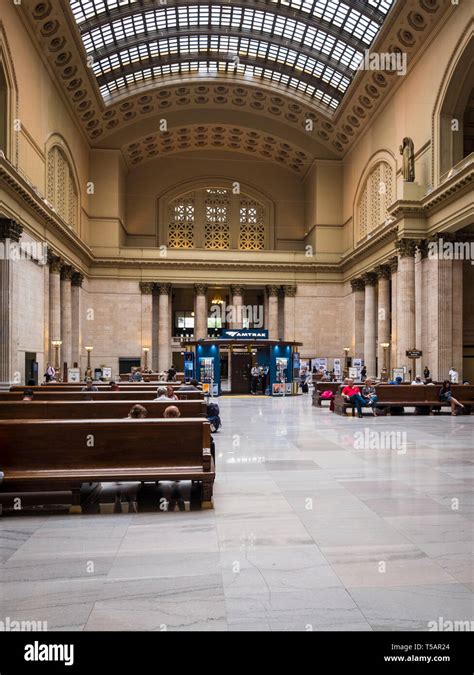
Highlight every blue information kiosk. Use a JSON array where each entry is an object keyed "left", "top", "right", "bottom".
[{"left": 181, "top": 330, "right": 302, "bottom": 396}]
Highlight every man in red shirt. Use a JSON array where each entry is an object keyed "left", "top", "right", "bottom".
[{"left": 341, "top": 379, "right": 367, "bottom": 418}]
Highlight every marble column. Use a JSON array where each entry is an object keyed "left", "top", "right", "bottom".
[
  {"left": 420, "top": 241, "right": 429, "bottom": 377},
  {"left": 414, "top": 244, "right": 423, "bottom": 377},
  {"left": 0, "top": 218, "right": 23, "bottom": 388},
  {"left": 194, "top": 284, "right": 208, "bottom": 340},
  {"left": 452, "top": 258, "right": 463, "bottom": 380},
  {"left": 230, "top": 284, "right": 244, "bottom": 329},
  {"left": 389, "top": 257, "right": 398, "bottom": 373},
  {"left": 266, "top": 285, "right": 279, "bottom": 340},
  {"left": 363, "top": 272, "right": 377, "bottom": 379},
  {"left": 139, "top": 282, "right": 154, "bottom": 369},
  {"left": 48, "top": 253, "right": 62, "bottom": 365},
  {"left": 350, "top": 278, "right": 365, "bottom": 359},
  {"left": 71, "top": 272, "right": 83, "bottom": 368},
  {"left": 60, "top": 265, "right": 73, "bottom": 372},
  {"left": 157, "top": 283, "right": 171, "bottom": 373},
  {"left": 375, "top": 265, "right": 391, "bottom": 379},
  {"left": 282, "top": 285, "right": 297, "bottom": 342},
  {"left": 396, "top": 238, "right": 416, "bottom": 376}
]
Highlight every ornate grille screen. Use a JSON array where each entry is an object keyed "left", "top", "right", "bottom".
[
  {"left": 357, "top": 161, "right": 393, "bottom": 242},
  {"left": 166, "top": 187, "right": 268, "bottom": 250},
  {"left": 46, "top": 145, "right": 79, "bottom": 230},
  {"left": 239, "top": 199, "right": 265, "bottom": 250},
  {"left": 168, "top": 198, "right": 195, "bottom": 248},
  {"left": 204, "top": 189, "right": 230, "bottom": 250}
]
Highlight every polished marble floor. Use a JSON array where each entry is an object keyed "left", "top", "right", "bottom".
[{"left": 1, "top": 395, "right": 473, "bottom": 631}]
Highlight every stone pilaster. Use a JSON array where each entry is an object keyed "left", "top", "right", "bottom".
[
  {"left": 60, "top": 265, "right": 73, "bottom": 371},
  {"left": 414, "top": 243, "right": 424, "bottom": 376},
  {"left": 194, "top": 284, "right": 208, "bottom": 340},
  {"left": 395, "top": 239, "right": 417, "bottom": 375},
  {"left": 0, "top": 218, "right": 23, "bottom": 388},
  {"left": 230, "top": 284, "right": 245, "bottom": 329},
  {"left": 266, "top": 285, "right": 280, "bottom": 340},
  {"left": 157, "top": 283, "right": 171, "bottom": 373},
  {"left": 48, "top": 252, "right": 62, "bottom": 365},
  {"left": 139, "top": 281, "right": 154, "bottom": 368},
  {"left": 375, "top": 265, "right": 391, "bottom": 379},
  {"left": 350, "top": 277, "right": 365, "bottom": 359},
  {"left": 282, "top": 285, "right": 297, "bottom": 342},
  {"left": 71, "top": 272, "right": 83, "bottom": 368},
  {"left": 388, "top": 257, "right": 398, "bottom": 373},
  {"left": 363, "top": 272, "right": 377, "bottom": 379}
]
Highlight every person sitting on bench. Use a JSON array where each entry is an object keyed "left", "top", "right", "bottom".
[
  {"left": 153, "top": 386, "right": 175, "bottom": 401},
  {"left": 22, "top": 388, "right": 34, "bottom": 401},
  {"left": 163, "top": 405, "right": 180, "bottom": 418},
  {"left": 127, "top": 404, "right": 148, "bottom": 418},
  {"left": 177, "top": 379, "right": 201, "bottom": 391},
  {"left": 361, "top": 378, "right": 378, "bottom": 415},
  {"left": 439, "top": 380, "right": 465, "bottom": 416},
  {"left": 341, "top": 379, "right": 367, "bottom": 418},
  {"left": 166, "top": 386, "right": 178, "bottom": 400}
]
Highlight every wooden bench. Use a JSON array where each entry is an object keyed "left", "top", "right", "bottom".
[
  {"left": 334, "top": 384, "right": 474, "bottom": 416},
  {"left": 312, "top": 382, "right": 364, "bottom": 407},
  {"left": 0, "top": 418, "right": 214, "bottom": 513},
  {"left": 0, "top": 390, "right": 204, "bottom": 402},
  {"left": 0, "top": 400, "right": 207, "bottom": 420},
  {"left": 11, "top": 383, "right": 185, "bottom": 391},
  {"left": 119, "top": 372, "right": 185, "bottom": 382}
]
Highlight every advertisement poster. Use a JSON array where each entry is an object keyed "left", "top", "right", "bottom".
[
  {"left": 392, "top": 367, "right": 406, "bottom": 382},
  {"left": 349, "top": 366, "right": 359, "bottom": 379},
  {"left": 272, "top": 383, "right": 283, "bottom": 396},
  {"left": 314, "top": 357, "right": 327, "bottom": 373},
  {"left": 102, "top": 367, "right": 112, "bottom": 380},
  {"left": 67, "top": 368, "right": 81, "bottom": 383},
  {"left": 333, "top": 358, "right": 341, "bottom": 377}
]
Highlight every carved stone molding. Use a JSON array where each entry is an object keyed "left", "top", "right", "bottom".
[
  {"left": 230, "top": 284, "right": 245, "bottom": 296},
  {"left": 157, "top": 282, "right": 172, "bottom": 295},
  {"left": 0, "top": 217, "right": 22, "bottom": 242},
  {"left": 350, "top": 278, "right": 365, "bottom": 292},
  {"left": 194, "top": 283, "right": 208, "bottom": 295},
  {"left": 395, "top": 238, "right": 417, "bottom": 258},
  {"left": 139, "top": 281, "right": 154, "bottom": 294},
  {"left": 363, "top": 272, "right": 378, "bottom": 286},
  {"left": 282, "top": 285, "right": 297, "bottom": 297},
  {"left": 71, "top": 272, "right": 84, "bottom": 287},
  {"left": 266, "top": 285, "right": 280, "bottom": 297},
  {"left": 388, "top": 256, "right": 398, "bottom": 273},
  {"left": 375, "top": 264, "right": 391, "bottom": 280}
]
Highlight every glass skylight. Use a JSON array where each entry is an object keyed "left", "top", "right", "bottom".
[{"left": 69, "top": 0, "right": 395, "bottom": 110}]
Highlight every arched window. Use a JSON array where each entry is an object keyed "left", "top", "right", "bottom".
[
  {"left": 164, "top": 184, "right": 270, "bottom": 250},
  {"left": 356, "top": 161, "right": 394, "bottom": 242},
  {"left": 46, "top": 145, "right": 79, "bottom": 229}
]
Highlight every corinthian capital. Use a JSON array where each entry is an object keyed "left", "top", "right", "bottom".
[
  {"left": 139, "top": 282, "right": 154, "bottom": 295},
  {"left": 0, "top": 218, "right": 22, "bottom": 242},
  {"left": 157, "top": 283, "right": 172, "bottom": 295},
  {"left": 350, "top": 278, "right": 365, "bottom": 292},
  {"left": 396, "top": 238, "right": 417, "bottom": 258},
  {"left": 266, "top": 285, "right": 280, "bottom": 297},
  {"left": 230, "top": 284, "right": 245, "bottom": 297},
  {"left": 194, "top": 284, "right": 208, "bottom": 296},
  {"left": 282, "top": 285, "right": 297, "bottom": 297}
]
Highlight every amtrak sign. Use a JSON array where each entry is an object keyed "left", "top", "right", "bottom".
[{"left": 220, "top": 329, "right": 268, "bottom": 339}]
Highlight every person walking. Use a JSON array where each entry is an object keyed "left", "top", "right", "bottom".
[{"left": 250, "top": 364, "right": 259, "bottom": 394}]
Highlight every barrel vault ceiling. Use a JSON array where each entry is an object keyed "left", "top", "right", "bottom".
[{"left": 20, "top": 0, "right": 451, "bottom": 169}]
